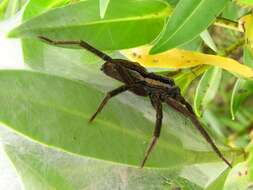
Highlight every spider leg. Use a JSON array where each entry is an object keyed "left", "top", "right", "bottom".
[
  {"left": 176, "top": 96, "right": 195, "bottom": 115},
  {"left": 38, "top": 36, "right": 112, "bottom": 62},
  {"left": 90, "top": 81, "right": 146, "bottom": 122},
  {"left": 89, "top": 85, "right": 129, "bottom": 122},
  {"left": 141, "top": 94, "right": 163, "bottom": 168},
  {"left": 165, "top": 97, "right": 232, "bottom": 168}
]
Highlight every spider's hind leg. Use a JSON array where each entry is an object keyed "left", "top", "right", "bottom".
[
  {"left": 165, "top": 97, "right": 232, "bottom": 168},
  {"left": 141, "top": 94, "right": 163, "bottom": 168}
]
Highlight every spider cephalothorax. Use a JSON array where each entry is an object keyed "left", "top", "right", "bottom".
[{"left": 39, "top": 36, "right": 232, "bottom": 168}]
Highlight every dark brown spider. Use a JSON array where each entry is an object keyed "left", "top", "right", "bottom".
[{"left": 39, "top": 36, "right": 232, "bottom": 168}]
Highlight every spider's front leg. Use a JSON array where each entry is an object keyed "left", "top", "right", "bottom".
[
  {"left": 141, "top": 93, "right": 163, "bottom": 168},
  {"left": 89, "top": 81, "right": 145, "bottom": 122},
  {"left": 89, "top": 85, "right": 129, "bottom": 122},
  {"left": 38, "top": 36, "right": 112, "bottom": 62}
]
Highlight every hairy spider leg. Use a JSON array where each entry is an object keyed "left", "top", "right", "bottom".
[
  {"left": 38, "top": 36, "right": 113, "bottom": 62},
  {"left": 165, "top": 97, "right": 232, "bottom": 168},
  {"left": 176, "top": 96, "right": 195, "bottom": 115},
  {"left": 141, "top": 94, "right": 163, "bottom": 168},
  {"left": 89, "top": 80, "right": 146, "bottom": 122},
  {"left": 89, "top": 85, "right": 129, "bottom": 122}
]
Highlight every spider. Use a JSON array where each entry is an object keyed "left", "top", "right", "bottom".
[{"left": 39, "top": 36, "right": 232, "bottom": 168}]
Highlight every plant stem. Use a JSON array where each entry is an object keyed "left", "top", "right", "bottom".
[
  {"left": 214, "top": 17, "right": 243, "bottom": 33},
  {"left": 219, "top": 38, "right": 245, "bottom": 56}
]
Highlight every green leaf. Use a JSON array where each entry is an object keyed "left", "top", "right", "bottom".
[
  {"left": 230, "top": 79, "right": 253, "bottom": 120},
  {"left": 194, "top": 67, "right": 222, "bottom": 117},
  {"left": 22, "top": 0, "right": 70, "bottom": 21},
  {"left": 0, "top": 0, "right": 27, "bottom": 20},
  {"left": 223, "top": 162, "right": 251, "bottom": 190},
  {"left": 150, "top": 0, "right": 229, "bottom": 54},
  {"left": 1, "top": 127, "right": 222, "bottom": 190},
  {"left": 221, "top": 1, "right": 243, "bottom": 21},
  {"left": 9, "top": 0, "right": 171, "bottom": 50},
  {"left": 21, "top": 0, "right": 75, "bottom": 68},
  {"left": 236, "top": 0, "right": 253, "bottom": 6},
  {"left": 0, "top": 128, "right": 177, "bottom": 190},
  {"left": 174, "top": 66, "right": 208, "bottom": 94},
  {"left": 200, "top": 30, "right": 217, "bottom": 52},
  {"left": 205, "top": 167, "right": 230, "bottom": 190},
  {"left": 99, "top": 0, "right": 110, "bottom": 18},
  {"left": 162, "top": 175, "right": 203, "bottom": 190},
  {"left": 230, "top": 47, "right": 253, "bottom": 119},
  {"left": 0, "top": 70, "right": 233, "bottom": 168},
  {"left": 165, "top": 0, "right": 180, "bottom": 6}
]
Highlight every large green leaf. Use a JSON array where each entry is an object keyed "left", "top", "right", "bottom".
[
  {"left": 0, "top": 70, "right": 234, "bottom": 168},
  {"left": 0, "top": 127, "right": 210, "bottom": 190},
  {"left": 21, "top": 0, "right": 80, "bottom": 69},
  {"left": 8, "top": 0, "right": 171, "bottom": 50},
  {"left": 150, "top": 0, "right": 229, "bottom": 54}
]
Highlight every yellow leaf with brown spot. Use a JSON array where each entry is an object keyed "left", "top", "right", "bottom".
[
  {"left": 121, "top": 46, "right": 253, "bottom": 79},
  {"left": 241, "top": 14, "right": 253, "bottom": 50}
]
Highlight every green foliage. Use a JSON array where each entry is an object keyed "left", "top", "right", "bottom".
[
  {"left": 0, "top": 70, "right": 232, "bottom": 168},
  {"left": 0, "top": 0, "right": 27, "bottom": 20},
  {"left": 8, "top": 0, "right": 171, "bottom": 50},
  {"left": 230, "top": 47, "right": 253, "bottom": 119},
  {"left": 99, "top": 0, "right": 110, "bottom": 18},
  {"left": 150, "top": 0, "right": 230, "bottom": 54},
  {"left": 194, "top": 67, "right": 222, "bottom": 117},
  {"left": 1, "top": 0, "right": 253, "bottom": 189},
  {"left": 236, "top": 0, "right": 253, "bottom": 6}
]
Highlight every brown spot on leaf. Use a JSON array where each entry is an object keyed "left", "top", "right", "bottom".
[
  {"left": 132, "top": 52, "right": 137, "bottom": 57},
  {"left": 152, "top": 59, "right": 159, "bottom": 63}
]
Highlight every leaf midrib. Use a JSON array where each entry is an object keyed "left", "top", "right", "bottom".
[
  {"left": 7, "top": 95, "right": 187, "bottom": 155},
  {"left": 17, "top": 10, "right": 170, "bottom": 32}
]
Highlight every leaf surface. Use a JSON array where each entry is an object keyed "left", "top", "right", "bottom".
[
  {"left": 230, "top": 47, "right": 253, "bottom": 119},
  {"left": 0, "top": 128, "right": 208, "bottom": 190},
  {"left": 9, "top": 0, "right": 171, "bottom": 50},
  {"left": 194, "top": 67, "right": 222, "bottom": 117},
  {"left": 0, "top": 70, "right": 234, "bottom": 168},
  {"left": 150, "top": 0, "right": 229, "bottom": 54}
]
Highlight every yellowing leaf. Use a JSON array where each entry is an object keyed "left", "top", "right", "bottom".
[
  {"left": 241, "top": 14, "right": 253, "bottom": 50},
  {"left": 121, "top": 46, "right": 253, "bottom": 79}
]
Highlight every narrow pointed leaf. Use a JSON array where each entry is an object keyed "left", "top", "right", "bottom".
[
  {"left": 200, "top": 30, "right": 217, "bottom": 52},
  {"left": 230, "top": 47, "right": 253, "bottom": 119},
  {"left": 121, "top": 46, "right": 253, "bottom": 79},
  {"left": 150, "top": 0, "right": 229, "bottom": 54},
  {"left": 99, "top": 0, "right": 110, "bottom": 18},
  {"left": 194, "top": 67, "right": 222, "bottom": 117}
]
